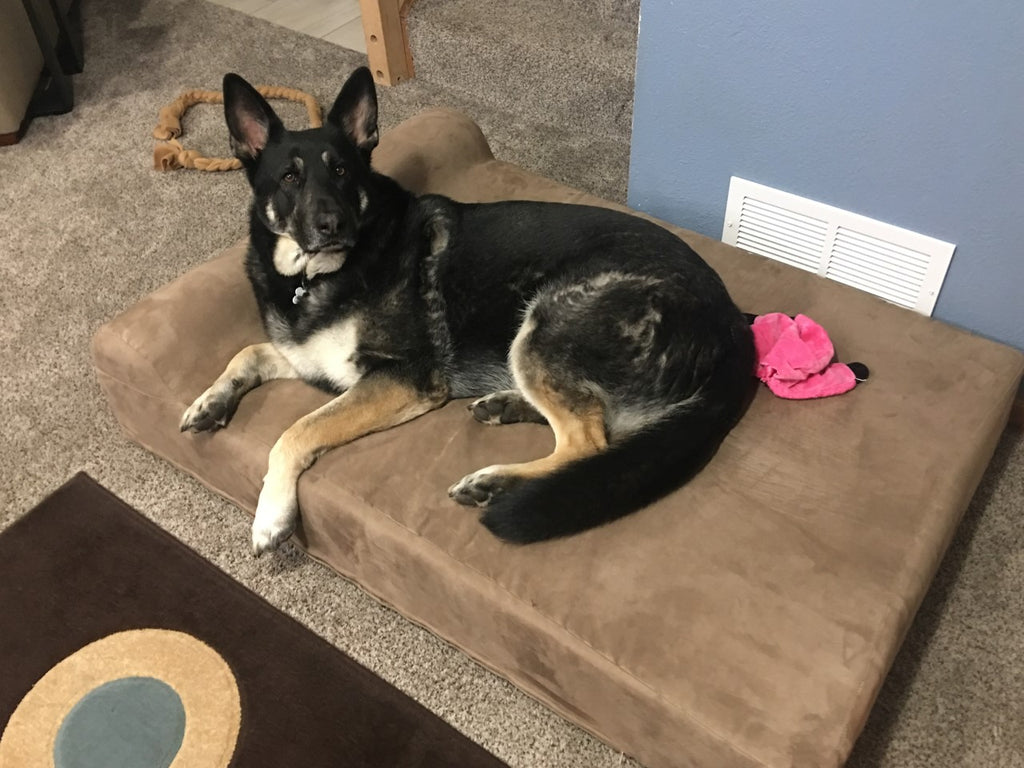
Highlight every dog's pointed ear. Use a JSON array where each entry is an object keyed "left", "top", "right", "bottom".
[
  {"left": 223, "top": 73, "right": 284, "bottom": 161},
  {"left": 327, "top": 67, "right": 379, "bottom": 156}
]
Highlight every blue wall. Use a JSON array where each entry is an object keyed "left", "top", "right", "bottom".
[{"left": 627, "top": 1, "right": 1024, "bottom": 351}]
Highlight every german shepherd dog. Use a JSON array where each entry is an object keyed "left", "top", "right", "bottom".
[{"left": 181, "top": 67, "right": 755, "bottom": 555}]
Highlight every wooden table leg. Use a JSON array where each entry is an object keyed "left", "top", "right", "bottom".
[{"left": 358, "top": 0, "right": 415, "bottom": 86}]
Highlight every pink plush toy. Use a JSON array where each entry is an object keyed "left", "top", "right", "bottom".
[{"left": 750, "top": 313, "right": 867, "bottom": 400}]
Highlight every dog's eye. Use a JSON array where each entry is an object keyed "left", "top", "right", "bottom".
[
  {"left": 282, "top": 171, "right": 298, "bottom": 185},
  {"left": 333, "top": 164, "right": 346, "bottom": 177}
]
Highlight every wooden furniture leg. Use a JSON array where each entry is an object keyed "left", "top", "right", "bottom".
[{"left": 358, "top": 0, "right": 415, "bottom": 87}]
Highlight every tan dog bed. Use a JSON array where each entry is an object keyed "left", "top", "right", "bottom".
[{"left": 92, "top": 109, "right": 1024, "bottom": 768}]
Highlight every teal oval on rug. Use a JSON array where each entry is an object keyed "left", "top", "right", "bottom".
[{"left": 54, "top": 676, "right": 185, "bottom": 768}]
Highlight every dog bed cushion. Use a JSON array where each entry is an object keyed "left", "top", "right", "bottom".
[{"left": 92, "top": 109, "right": 1024, "bottom": 768}]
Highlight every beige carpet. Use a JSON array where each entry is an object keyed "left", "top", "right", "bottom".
[{"left": 0, "top": 0, "right": 1021, "bottom": 765}]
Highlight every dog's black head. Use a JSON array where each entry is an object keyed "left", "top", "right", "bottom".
[{"left": 223, "top": 68, "right": 380, "bottom": 260}]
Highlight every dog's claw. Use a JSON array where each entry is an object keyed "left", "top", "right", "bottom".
[
  {"left": 469, "top": 398, "right": 504, "bottom": 425},
  {"left": 449, "top": 481, "right": 491, "bottom": 507},
  {"left": 468, "top": 391, "right": 547, "bottom": 426},
  {"left": 181, "top": 389, "right": 237, "bottom": 433},
  {"left": 251, "top": 522, "right": 295, "bottom": 557},
  {"left": 251, "top": 478, "right": 299, "bottom": 557},
  {"left": 449, "top": 469, "right": 521, "bottom": 507},
  {"left": 179, "top": 411, "right": 224, "bottom": 433}
]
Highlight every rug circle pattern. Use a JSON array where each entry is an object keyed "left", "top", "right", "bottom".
[{"left": 0, "top": 628, "right": 240, "bottom": 766}]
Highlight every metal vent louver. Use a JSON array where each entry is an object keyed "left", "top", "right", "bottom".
[{"left": 723, "top": 177, "right": 955, "bottom": 315}]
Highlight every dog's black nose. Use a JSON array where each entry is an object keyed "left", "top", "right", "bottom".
[{"left": 315, "top": 212, "right": 341, "bottom": 236}]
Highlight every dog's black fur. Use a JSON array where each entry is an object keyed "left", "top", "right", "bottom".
[{"left": 182, "top": 67, "right": 755, "bottom": 552}]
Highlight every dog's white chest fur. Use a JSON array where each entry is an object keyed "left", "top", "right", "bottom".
[
  {"left": 275, "top": 317, "right": 362, "bottom": 391},
  {"left": 273, "top": 234, "right": 347, "bottom": 279}
]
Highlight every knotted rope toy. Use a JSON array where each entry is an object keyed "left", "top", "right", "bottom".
[{"left": 152, "top": 86, "right": 322, "bottom": 171}]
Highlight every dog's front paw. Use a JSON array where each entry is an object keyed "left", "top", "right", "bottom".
[
  {"left": 180, "top": 386, "right": 239, "bottom": 433},
  {"left": 448, "top": 468, "right": 524, "bottom": 508},
  {"left": 251, "top": 480, "right": 298, "bottom": 557}
]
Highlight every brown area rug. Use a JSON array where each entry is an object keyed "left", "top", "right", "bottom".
[{"left": 0, "top": 473, "right": 507, "bottom": 767}]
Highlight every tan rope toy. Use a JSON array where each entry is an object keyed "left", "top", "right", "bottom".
[{"left": 153, "top": 86, "right": 322, "bottom": 171}]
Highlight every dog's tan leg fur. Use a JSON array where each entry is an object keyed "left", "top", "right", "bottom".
[
  {"left": 273, "top": 376, "right": 442, "bottom": 469},
  {"left": 495, "top": 384, "right": 607, "bottom": 480},
  {"left": 502, "top": 318, "right": 609, "bottom": 478},
  {"left": 223, "top": 342, "right": 298, "bottom": 382},
  {"left": 181, "top": 343, "right": 298, "bottom": 432},
  {"left": 253, "top": 375, "right": 446, "bottom": 554},
  {"left": 449, "top": 361, "right": 609, "bottom": 507}
]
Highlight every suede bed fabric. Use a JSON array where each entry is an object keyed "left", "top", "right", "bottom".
[{"left": 92, "top": 109, "right": 1024, "bottom": 768}]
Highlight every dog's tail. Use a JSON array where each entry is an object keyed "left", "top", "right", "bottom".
[{"left": 480, "top": 373, "right": 753, "bottom": 544}]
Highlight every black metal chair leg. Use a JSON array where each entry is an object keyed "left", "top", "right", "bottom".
[{"left": 20, "top": 0, "right": 75, "bottom": 116}]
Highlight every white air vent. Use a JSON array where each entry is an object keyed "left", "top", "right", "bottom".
[{"left": 723, "top": 177, "right": 955, "bottom": 315}]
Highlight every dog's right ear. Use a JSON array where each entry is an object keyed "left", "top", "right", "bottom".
[
  {"left": 327, "top": 67, "right": 379, "bottom": 158},
  {"left": 223, "top": 73, "right": 284, "bottom": 161}
]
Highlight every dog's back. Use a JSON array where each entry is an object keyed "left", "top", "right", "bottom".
[{"left": 437, "top": 201, "right": 755, "bottom": 542}]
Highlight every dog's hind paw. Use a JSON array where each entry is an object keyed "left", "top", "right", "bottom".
[
  {"left": 448, "top": 468, "right": 524, "bottom": 507},
  {"left": 468, "top": 391, "right": 547, "bottom": 426},
  {"left": 180, "top": 388, "right": 238, "bottom": 433}
]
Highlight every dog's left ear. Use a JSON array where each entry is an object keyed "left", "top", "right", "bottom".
[{"left": 328, "top": 67, "right": 379, "bottom": 157}]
